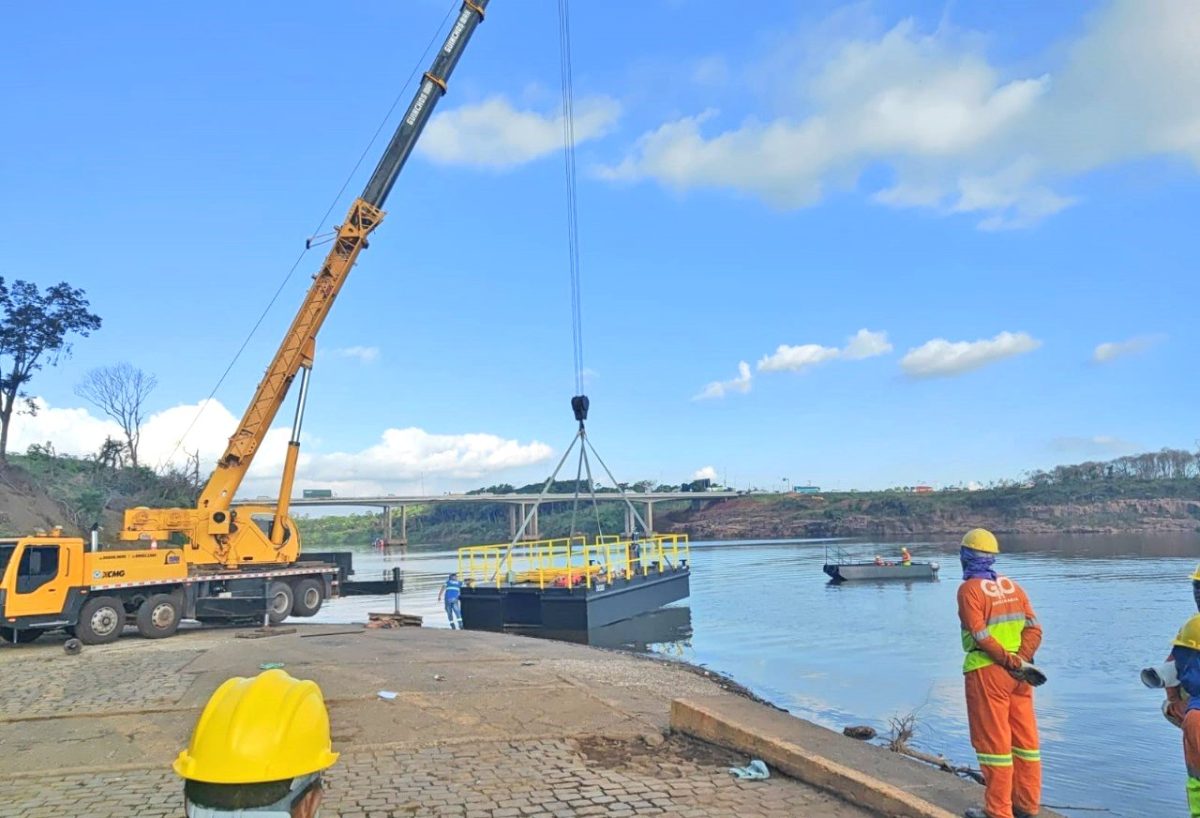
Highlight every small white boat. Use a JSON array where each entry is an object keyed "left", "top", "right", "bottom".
[{"left": 823, "top": 561, "right": 939, "bottom": 582}]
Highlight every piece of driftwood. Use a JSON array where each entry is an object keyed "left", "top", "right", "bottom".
[
  {"left": 887, "top": 711, "right": 985, "bottom": 785},
  {"left": 366, "top": 612, "right": 423, "bottom": 629}
]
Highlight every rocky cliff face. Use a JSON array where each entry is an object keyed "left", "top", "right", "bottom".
[{"left": 660, "top": 496, "right": 1200, "bottom": 539}]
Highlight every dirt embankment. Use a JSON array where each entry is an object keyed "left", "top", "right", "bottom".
[
  {"left": 658, "top": 495, "right": 1200, "bottom": 539},
  {"left": 0, "top": 465, "right": 74, "bottom": 535}
]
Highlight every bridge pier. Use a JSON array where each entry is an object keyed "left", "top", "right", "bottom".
[
  {"left": 383, "top": 504, "right": 408, "bottom": 553},
  {"left": 623, "top": 502, "right": 655, "bottom": 537},
  {"left": 511, "top": 503, "right": 539, "bottom": 540}
]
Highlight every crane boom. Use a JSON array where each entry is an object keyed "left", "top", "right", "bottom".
[{"left": 120, "top": 0, "right": 490, "bottom": 565}]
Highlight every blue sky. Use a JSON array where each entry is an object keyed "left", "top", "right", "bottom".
[{"left": 2, "top": 0, "right": 1196, "bottom": 496}]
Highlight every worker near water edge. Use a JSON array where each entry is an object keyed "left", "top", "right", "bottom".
[
  {"left": 1160, "top": 564, "right": 1200, "bottom": 727},
  {"left": 439, "top": 571, "right": 463, "bottom": 629},
  {"left": 1167, "top": 614, "right": 1200, "bottom": 816},
  {"left": 957, "top": 528, "right": 1046, "bottom": 818},
  {"left": 174, "top": 669, "right": 339, "bottom": 818},
  {"left": 900, "top": 546, "right": 912, "bottom": 567}
]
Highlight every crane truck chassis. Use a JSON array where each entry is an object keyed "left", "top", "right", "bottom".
[{"left": 0, "top": 528, "right": 337, "bottom": 644}]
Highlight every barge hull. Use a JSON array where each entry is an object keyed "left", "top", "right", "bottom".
[{"left": 461, "top": 568, "right": 689, "bottom": 631}]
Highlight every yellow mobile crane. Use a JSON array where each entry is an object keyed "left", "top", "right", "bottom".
[{"left": 0, "top": 0, "right": 491, "bottom": 645}]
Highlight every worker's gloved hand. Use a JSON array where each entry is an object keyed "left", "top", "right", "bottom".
[
  {"left": 1002, "top": 652, "right": 1024, "bottom": 671},
  {"left": 1009, "top": 659, "right": 1047, "bottom": 687},
  {"left": 1166, "top": 699, "right": 1187, "bottom": 727}
]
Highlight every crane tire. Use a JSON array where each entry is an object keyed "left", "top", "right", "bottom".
[
  {"left": 0, "top": 628, "right": 41, "bottom": 644},
  {"left": 290, "top": 579, "right": 323, "bottom": 617},
  {"left": 267, "top": 582, "right": 294, "bottom": 625},
  {"left": 136, "top": 594, "right": 181, "bottom": 639},
  {"left": 77, "top": 596, "right": 126, "bottom": 645}
]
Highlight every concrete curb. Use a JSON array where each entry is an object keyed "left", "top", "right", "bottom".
[{"left": 672, "top": 697, "right": 960, "bottom": 818}]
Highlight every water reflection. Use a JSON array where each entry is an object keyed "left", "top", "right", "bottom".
[{"left": 524, "top": 605, "right": 693, "bottom": 653}]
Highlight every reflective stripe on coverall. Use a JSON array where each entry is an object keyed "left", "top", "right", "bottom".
[
  {"left": 1184, "top": 710, "right": 1200, "bottom": 817},
  {"left": 959, "top": 575, "right": 1043, "bottom": 818}
]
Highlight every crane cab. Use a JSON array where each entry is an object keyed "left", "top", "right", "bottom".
[{"left": 0, "top": 533, "right": 87, "bottom": 640}]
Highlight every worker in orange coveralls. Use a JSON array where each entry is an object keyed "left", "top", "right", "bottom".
[
  {"left": 958, "top": 528, "right": 1047, "bottom": 818},
  {"left": 1168, "top": 614, "right": 1200, "bottom": 816}
]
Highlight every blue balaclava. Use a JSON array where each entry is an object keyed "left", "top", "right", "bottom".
[
  {"left": 1175, "top": 645, "right": 1200, "bottom": 709},
  {"left": 960, "top": 546, "right": 998, "bottom": 581}
]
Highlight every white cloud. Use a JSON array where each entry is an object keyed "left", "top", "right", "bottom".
[
  {"left": 420, "top": 95, "right": 621, "bottom": 169},
  {"left": 329, "top": 346, "right": 379, "bottom": 364},
  {"left": 841, "top": 328, "right": 894, "bottom": 360},
  {"left": 1092, "top": 334, "right": 1165, "bottom": 363},
  {"left": 900, "top": 331, "right": 1041, "bottom": 378},
  {"left": 757, "top": 343, "right": 841, "bottom": 373},
  {"left": 1049, "top": 435, "right": 1138, "bottom": 456},
  {"left": 758, "top": 328, "right": 892, "bottom": 372},
  {"left": 692, "top": 466, "right": 718, "bottom": 481},
  {"left": 604, "top": 1, "right": 1200, "bottom": 227},
  {"left": 694, "top": 361, "right": 752, "bottom": 400},
  {"left": 9, "top": 398, "right": 553, "bottom": 496}
]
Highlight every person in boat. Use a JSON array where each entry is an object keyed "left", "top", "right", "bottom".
[
  {"left": 438, "top": 572, "right": 463, "bottom": 629},
  {"left": 900, "top": 547, "right": 912, "bottom": 566},
  {"left": 874, "top": 555, "right": 884, "bottom": 566},
  {"left": 958, "top": 528, "right": 1045, "bottom": 818}
]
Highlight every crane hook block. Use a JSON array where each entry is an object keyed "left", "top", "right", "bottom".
[{"left": 571, "top": 395, "right": 590, "bottom": 422}]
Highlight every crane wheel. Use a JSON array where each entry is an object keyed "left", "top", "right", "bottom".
[
  {"left": 267, "top": 582, "right": 294, "bottom": 625},
  {"left": 77, "top": 597, "right": 126, "bottom": 645},
  {"left": 136, "top": 594, "right": 181, "bottom": 639},
  {"left": 0, "top": 628, "right": 41, "bottom": 644},
  {"left": 290, "top": 579, "right": 324, "bottom": 617}
]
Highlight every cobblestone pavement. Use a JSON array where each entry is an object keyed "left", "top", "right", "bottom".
[
  {"left": 0, "top": 644, "right": 202, "bottom": 718},
  {"left": 0, "top": 628, "right": 877, "bottom": 817},
  {"left": 0, "top": 736, "right": 868, "bottom": 818}
]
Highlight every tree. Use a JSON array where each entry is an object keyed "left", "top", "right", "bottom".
[
  {"left": 75, "top": 362, "right": 157, "bottom": 468},
  {"left": 0, "top": 279, "right": 102, "bottom": 461}
]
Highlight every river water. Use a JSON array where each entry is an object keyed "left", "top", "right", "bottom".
[{"left": 310, "top": 534, "right": 1200, "bottom": 818}]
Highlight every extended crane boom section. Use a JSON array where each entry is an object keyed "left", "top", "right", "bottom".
[{"left": 119, "top": 0, "right": 490, "bottom": 567}]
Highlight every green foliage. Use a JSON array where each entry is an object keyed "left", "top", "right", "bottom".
[
  {"left": 6, "top": 443, "right": 198, "bottom": 533},
  {"left": 0, "top": 278, "right": 103, "bottom": 459}
]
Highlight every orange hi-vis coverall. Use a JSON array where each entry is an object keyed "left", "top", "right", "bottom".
[{"left": 958, "top": 575, "right": 1044, "bottom": 818}]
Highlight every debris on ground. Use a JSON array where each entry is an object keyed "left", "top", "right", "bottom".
[
  {"left": 235, "top": 627, "right": 296, "bottom": 639},
  {"left": 728, "top": 759, "right": 770, "bottom": 780},
  {"left": 260, "top": 662, "right": 285, "bottom": 670},
  {"left": 366, "top": 612, "right": 422, "bottom": 629},
  {"left": 887, "top": 711, "right": 984, "bottom": 785},
  {"left": 63, "top": 639, "right": 82, "bottom": 656},
  {"left": 843, "top": 725, "right": 877, "bottom": 740},
  {"left": 377, "top": 690, "right": 399, "bottom": 700}
]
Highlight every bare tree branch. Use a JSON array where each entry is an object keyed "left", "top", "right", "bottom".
[{"left": 75, "top": 362, "right": 157, "bottom": 468}]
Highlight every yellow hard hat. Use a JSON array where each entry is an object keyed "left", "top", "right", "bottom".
[
  {"left": 174, "top": 669, "right": 339, "bottom": 784},
  {"left": 962, "top": 528, "right": 999, "bottom": 554},
  {"left": 1190, "top": 563, "right": 1200, "bottom": 582},
  {"left": 1175, "top": 615, "right": 1200, "bottom": 651}
]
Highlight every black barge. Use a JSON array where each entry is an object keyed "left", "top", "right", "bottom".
[{"left": 457, "top": 535, "right": 690, "bottom": 631}]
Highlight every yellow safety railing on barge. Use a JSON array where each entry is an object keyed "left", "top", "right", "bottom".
[{"left": 456, "top": 533, "right": 689, "bottom": 591}]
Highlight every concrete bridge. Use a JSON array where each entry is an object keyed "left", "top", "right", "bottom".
[{"left": 237, "top": 491, "right": 740, "bottom": 545}]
